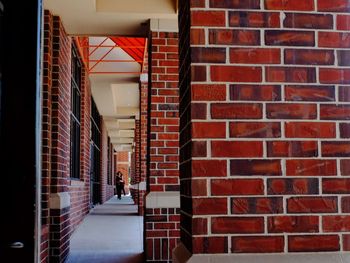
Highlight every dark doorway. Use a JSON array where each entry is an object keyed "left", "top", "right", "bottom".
[
  {"left": 0, "top": 0, "right": 3, "bottom": 119},
  {"left": 90, "top": 98, "right": 102, "bottom": 205},
  {"left": 0, "top": 0, "right": 42, "bottom": 261}
]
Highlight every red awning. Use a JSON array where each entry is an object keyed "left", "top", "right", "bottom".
[{"left": 110, "top": 37, "right": 146, "bottom": 65}]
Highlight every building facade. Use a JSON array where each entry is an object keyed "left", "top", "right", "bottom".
[{"left": 1, "top": 0, "right": 350, "bottom": 262}]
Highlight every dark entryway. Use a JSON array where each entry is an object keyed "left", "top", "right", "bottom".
[{"left": 0, "top": 0, "right": 42, "bottom": 261}]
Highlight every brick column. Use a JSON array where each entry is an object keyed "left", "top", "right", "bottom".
[
  {"left": 130, "top": 151, "right": 137, "bottom": 202},
  {"left": 145, "top": 21, "right": 180, "bottom": 262},
  {"left": 139, "top": 47, "right": 149, "bottom": 216},
  {"left": 130, "top": 120, "right": 141, "bottom": 205},
  {"left": 135, "top": 120, "right": 141, "bottom": 186},
  {"left": 100, "top": 121, "right": 109, "bottom": 203},
  {"left": 43, "top": 12, "right": 93, "bottom": 262},
  {"left": 41, "top": 10, "right": 53, "bottom": 262},
  {"left": 49, "top": 15, "right": 72, "bottom": 262},
  {"left": 175, "top": 0, "right": 350, "bottom": 261}
]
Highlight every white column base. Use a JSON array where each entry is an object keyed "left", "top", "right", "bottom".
[
  {"left": 145, "top": 191, "right": 180, "bottom": 208},
  {"left": 49, "top": 192, "right": 70, "bottom": 209},
  {"left": 129, "top": 181, "right": 147, "bottom": 191}
]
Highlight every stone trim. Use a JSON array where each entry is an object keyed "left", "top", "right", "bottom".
[
  {"left": 49, "top": 192, "right": 70, "bottom": 209},
  {"left": 130, "top": 182, "right": 147, "bottom": 191},
  {"left": 145, "top": 191, "right": 180, "bottom": 208},
  {"left": 150, "top": 18, "right": 178, "bottom": 32}
]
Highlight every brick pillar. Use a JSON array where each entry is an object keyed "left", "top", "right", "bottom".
[
  {"left": 130, "top": 151, "right": 137, "bottom": 202},
  {"left": 130, "top": 120, "right": 141, "bottom": 205},
  {"left": 43, "top": 13, "right": 92, "bottom": 262},
  {"left": 145, "top": 23, "right": 180, "bottom": 262},
  {"left": 135, "top": 120, "right": 141, "bottom": 185},
  {"left": 49, "top": 15, "right": 72, "bottom": 262},
  {"left": 175, "top": 0, "right": 350, "bottom": 261},
  {"left": 100, "top": 121, "right": 109, "bottom": 203},
  {"left": 41, "top": 10, "right": 53, "bottom": 263},
  {"left": 139, "top": 47, "right": 149, "bottom": 216}
]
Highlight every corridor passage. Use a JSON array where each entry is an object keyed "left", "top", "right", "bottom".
[{"left": 66, "top": 196, "right": 144, "bottom": 263}]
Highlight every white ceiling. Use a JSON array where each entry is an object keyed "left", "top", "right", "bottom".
[
  {"left": 44, "top": 0, "right": 177, "bottom": 36},
  {"left": 89, "top": 38, "right": 140, "bottom": 151},
  {"left": 112, "top": 84, "right": 139, "bottom": 108}
]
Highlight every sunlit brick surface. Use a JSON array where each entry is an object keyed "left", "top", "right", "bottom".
[{"left": 178, "top": 0, "right": 350, "bottom": 254}]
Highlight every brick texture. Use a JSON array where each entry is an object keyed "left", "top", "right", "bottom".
[
  {"left": 145, "top": 31, "right": 180, "bottom": 262},
  {"left": 178, "top": 0, "right": 350, "bottom": 255},
  {"left": 49, "top": 15, "right": 72, "bottom": 262},
  {"left": 145, "top": 208, "right": 180, "bottom": 261},
  {"left": 68, "top": 37, "right": 91, "bottom": 231},
  {"left": 130, "top": 121, "right": 140, "bottom": 208},
  {"left": 139, "top": 63, "right": 148, "bottom": 216},
  {"left": 131, "top": 47, "right": 149, "bottom": 216},
  {"left": 41, "top": 10, "right": 53, "bottom": 262}
]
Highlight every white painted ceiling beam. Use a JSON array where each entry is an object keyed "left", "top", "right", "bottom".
[
  {"left": 44, "top": 0, "right": 177, "bottom": 35},
  {"left": 110, "top": 137, "right": 134, "bottom": 144},
  {"left": 96, "top": 0, "right": 177, "bottom": 14}
]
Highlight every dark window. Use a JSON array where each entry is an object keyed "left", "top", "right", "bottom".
[
  {"left": 70, "top": 46, "right": 82, "bottom": 179},
  {"left": 107, "top": 137, "right": 112, "bottom": 185},
  {"left": 91, "top": 98, "right": 101, "bottom": 204}
]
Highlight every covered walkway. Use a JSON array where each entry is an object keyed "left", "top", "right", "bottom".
[{"left": 66, "top": 195, "right": 144, "bottom": 263}]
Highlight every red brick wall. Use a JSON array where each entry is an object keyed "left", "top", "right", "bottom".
[
  {"left": 41, "top": 11, "right": 109, "bottom": 262},
  {"left": 135, "top": 120, "right": 141, "bottom": 185},
  {"left": 131, "top": 45, "right": 149, "bottom": 216},
  {"left": 178, "top": 0, "right": 350, "bottom": 255},
  {"left": 41, "top": 10, "right": 53, "bottom": 263},
  {"left": 139, "top": 47, "right": 149, "bottom": 216},
  {"left": 146, "top": 207, "right": 181, "bottom": 259},
  {"left": 145, "top": 30, "right": 180, "bottom": 262},
  {"left": 51, "top": 15, "right": 71, "bottom": 197},
  {"left": 149, "top": 32, "right": 180, "bottom": 192},
  {"left": 68, "top": 44, "right": 90, "bottom": 229},
  {"left": 130, "top": 119, "right": 140, "bottom": 204},
  {"left": 49, "top": 14, "right": 72, "bottom": 262},
  {"left": 130, "top": 151, "right": 137, "bottom": 201},
  {"left": 117, "top": 151, "right": 129, "bottom": 162}
]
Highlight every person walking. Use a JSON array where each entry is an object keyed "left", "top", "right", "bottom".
[
  {"left": 115, "top": 171, "right": 123, "bottom": 199},
  {"left": 121, "top": 179, "right": 126, "bottom": 196}
]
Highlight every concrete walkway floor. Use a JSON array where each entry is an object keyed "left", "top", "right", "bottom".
[{"left": 66, "top": 195, "right": 144, "bottom": 263}]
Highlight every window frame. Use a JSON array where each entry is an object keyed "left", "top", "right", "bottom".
[
  {"left": 70, "top": 44, "right": 82, "bottom": 180},
  {"left": 107, "top": 137, "right": 113, "bottom": 185},
  {"left": 90, "top": 98, "right": 101, "bottom": 183}
]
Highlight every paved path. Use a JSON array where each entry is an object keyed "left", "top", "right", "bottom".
[{"left": 66, "top": 195, "right": 144, "bottom": 263}]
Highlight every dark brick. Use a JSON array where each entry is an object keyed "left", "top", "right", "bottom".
[
  {"left": 231, "top": 197, "right": 283, "bottom": 214},
  {"left": 265, "top": 30, "right": 315, "bottom": 46},
  {"left": 284, "top": 13, "right": 333, "bottom": 29}
]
